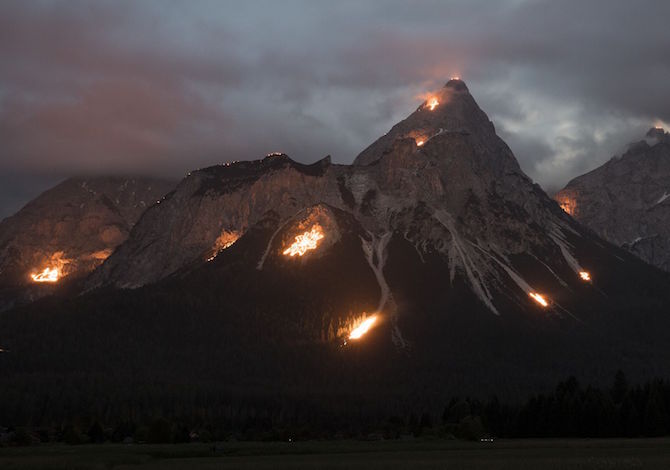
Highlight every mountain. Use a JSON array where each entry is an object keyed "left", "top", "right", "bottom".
[
  {"left": 555, "top": 128, "right": 670, "bottom": 271},
  {"left": 0, "top": 176, "right": 175, "bottom": 309},
  {"left": 91, "top": 79, "right": 595, "bottom": 304},
  {"left": 3, "top": 80, "right": 670, "bottom": 426}
]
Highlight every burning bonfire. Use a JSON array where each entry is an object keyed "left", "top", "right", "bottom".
[
  {"left": 283, "top": 224, "right": 325, "bottom": 257},
  {"left": 529, "top": 292, "right": 549, "bottom": 307},
  {"left": 555, "top": 193, "right": 578, "bottom": 217},
  {"left": 30, "top": 252, "right": 70, "bottom": 283},
  {"left": 340, "top": 314, "right": 379, "bottom": 345},
  {"left": 207, "top": 230, "right": 240, "bottom": 261},
  {"left": 349, "top": 315, "right": 378, "bottom": 340},
  {"left": 30, "top": 267, "right": 61, "bottom": 283}
]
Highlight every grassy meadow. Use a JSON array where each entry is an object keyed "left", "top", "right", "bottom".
[{"left": 2, "top": 438, "right": 670, "bottom": 469}]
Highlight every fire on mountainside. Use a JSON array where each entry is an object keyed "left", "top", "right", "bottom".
[
  {"left": 283, "top": 225, "right": 325, "bottom": 257},
  {"left": 30, "top": 252, "right": 70, "bottom": 283},
  {"left": 529, "top": 292, "right": 549, "bottom": 307}
]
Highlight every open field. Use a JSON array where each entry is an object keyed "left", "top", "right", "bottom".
[{"left": 2, "top": 438, "right": 670, "bottom": 469}]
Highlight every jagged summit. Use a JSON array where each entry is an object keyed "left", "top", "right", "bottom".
[
  {"left": 353, "top": 78, "right": 496, "bottom": 166},
  {"left": 646, "top": 126, "right": 669, "bottom": 144},
  {"left": 646, "top": 126, "right": 665, "bottom": 138},
  {"left": 444, "top": 77, "right": 469, "bottom": 92}
]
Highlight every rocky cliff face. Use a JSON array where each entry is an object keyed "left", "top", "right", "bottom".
[
  {"left": 555, "top": 128, "right": 670, "bottom": 271},
  {"left": 0, "top": 176, "right": 175, "bottom": 303}
]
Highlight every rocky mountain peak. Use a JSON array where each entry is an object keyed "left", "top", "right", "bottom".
[
  {"left": 353, "top": 79, "right": 496, "bottom": 167},
  {"left": 87, "top": 76, "right": 603, "bottom": 331},
  {"left": 0, "top": 175, "right": 175, "bottom": 302},
  {"left": 555, "top": 126, "right": 670, "bottom": 271},
  {"left": 444, "top": 77, "right": 469, "bottom": 92},
  {"left": 645, "top": 126, "right": 669, "bottom": 145}
]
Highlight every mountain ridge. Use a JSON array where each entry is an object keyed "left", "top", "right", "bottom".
[
  {"left": 555, "top": 127, "right": 670, "bottom": 271},
  {"left": 2, "top": 80, "right": 670, "bottom": 409},
  {"left": 0, "top": 176, "right": 175, "bottom": 309}
]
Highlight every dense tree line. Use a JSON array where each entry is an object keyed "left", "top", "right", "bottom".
[{"left": 2, "top": 371, "right": 670, "bottom": 445}]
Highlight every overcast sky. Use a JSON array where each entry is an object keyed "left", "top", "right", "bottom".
[{"left": 1, "top": 0, "right": 669, "bottom": 219}]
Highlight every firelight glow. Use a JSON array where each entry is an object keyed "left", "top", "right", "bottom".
[
  {"left": 579, "top": 271, "right": 591, "bottom": 281},
  {"left": 427, "top": 97, "right": 439, "bottom": 111},
  {"left": 416, "top": 139, "right": 425, "bottom": 147},
  {"left": 557, "top": 195, "right": 577, "bottom": 216},
  {"left": 348, "top": 315, "right": 377, "bottom": 340},
  {"left": 529, "top": 292, "right": 549, "bottom": 307},
  {"left": 282, "top": 224, "right": 325, "bottom": 257},
  {"left": 30, "top": 266, "right": 60, "bottom": 283}
]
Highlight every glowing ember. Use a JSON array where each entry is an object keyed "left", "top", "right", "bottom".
[
  {"left": 87, "top": 249, "right": 112, "bottom": 261},
  {"left": 529, "top": 292, "right": 549, "bottom": 307},
  {"left": 283, "top": 225, "right": 325, "bottom": 257},
  {"left": 579, "top": 271, "right": 591, "bottom": 281},
  {"left": 416, "top": 139, "right": 425, "bottom": 147},
  {"left": 349, "top": 315, "right": 377, "bottom": 340},
  {"left": 31, "top": 267, "right": 60, "bottom": 283},
  {"left": 427, "top": 97, "right": 439, "bottom": 111}
]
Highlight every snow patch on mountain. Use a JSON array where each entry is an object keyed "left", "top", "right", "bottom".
[
  {"left": 433, "top": 209, "right": 499, "bottom": 315},
  {"left": 549, "top": 225, "right": 583, "bottom": 274},
  {"left": 361, "top": 232, "right": 408, "bottom": 348}
]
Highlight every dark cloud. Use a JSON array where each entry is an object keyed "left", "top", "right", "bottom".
[{"left": 1, "top": 0, "right": 669, "bottom": 219}]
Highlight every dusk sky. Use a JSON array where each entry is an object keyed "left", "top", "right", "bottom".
[{"left": 1, "top": 0, "right": 669, "bottom": 220}]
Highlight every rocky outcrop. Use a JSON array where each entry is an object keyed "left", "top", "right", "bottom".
[
  {"left": 0, "top": 176, "right": 175, "bottom": 289},
  {"left": 555, "top": 128, "right": 670, "bottom": 271}
]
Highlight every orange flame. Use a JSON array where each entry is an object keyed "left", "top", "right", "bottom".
[
  {"left": 31, "top": 267, "right": 60, "bottom": 283},
  {"left": 579, "top": 271, "right": 591, "bottom": 281},
  {"left": 416, "top": 139, "right": 425, "bottom": 147},
  {"left": 427, "top": 97, "right": 439, "bottom": 111},
  {"left": 529, "top": 292, "right": 549, "bottom": 307},
  {"left": 556, "top": 194, "right": 577, "bottom": 216},
  {"left": 349, "top": 315, "right": 378, "bottom": 340},
  {"left": 207, "top": 230, "right": 240, "bottom": 261},
  {"left": 30, "top": 252, "right": 69, "bottom": 283},
  {"left": 283, "top": 225, "right": 325, "bottom": 257}
]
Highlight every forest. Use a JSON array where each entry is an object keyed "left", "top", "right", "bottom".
[{"left": 2, "top": 371, "right": 670, "bottom": 445}]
